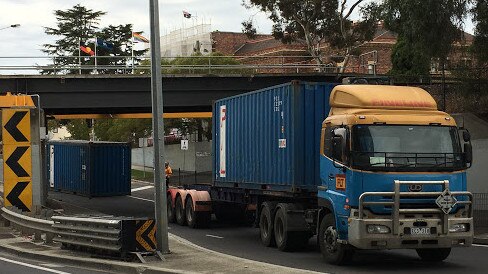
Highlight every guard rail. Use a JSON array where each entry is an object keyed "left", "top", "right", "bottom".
[{"left": 1, "top": 206, "right": 55, "bottom": 243}]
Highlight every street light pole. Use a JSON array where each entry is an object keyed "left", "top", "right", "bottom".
[
  {"left": 149, "top": 0, "right": 169, "bottom": 254},
  {"left": 0, "top": 24, "right": 20, "bottom": 31}
]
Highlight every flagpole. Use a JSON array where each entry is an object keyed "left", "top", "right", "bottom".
[
  {"left": 132, "top": 31, "right": 135, "bottom": 74},
  {"left": 94, "top": 37, "right": 98, "bottom": 74},
  {"left": 79, "top": 37, "right": 82, "bottom": 75}
]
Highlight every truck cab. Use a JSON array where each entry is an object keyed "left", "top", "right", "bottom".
[{"left": 318, "top": 85, "right": 474, "bottom": 264}]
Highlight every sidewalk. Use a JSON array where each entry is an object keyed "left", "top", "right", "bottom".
[{"left": 0, "top": 198, "right": 320, "bottom": 274}]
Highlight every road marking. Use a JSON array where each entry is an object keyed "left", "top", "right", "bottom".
[
  {"left": 131, "top": 186, "right": 154, "bottom": 192},
  {"left": 0, "top": 256, "right": 71, "bottom": 274},
  {"left": 128, "top": 196, "right": 154, "bottom": 203},
  {"left": 473, "top": 244, "right": 488, "bottom": 248},
  {"left": 206, "top": 234, "right": 224, "bottom": 239}
]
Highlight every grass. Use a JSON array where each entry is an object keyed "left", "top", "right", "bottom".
[{"left": 131, "top": 169, "right": 154, "bottom": 182}]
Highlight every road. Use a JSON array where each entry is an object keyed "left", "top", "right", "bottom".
[
  {"left": 0, "top": 251, "right": 114, "bottom": 274},
  {"left": 45, "top": 180, "right": 488, "bottom": 274}
]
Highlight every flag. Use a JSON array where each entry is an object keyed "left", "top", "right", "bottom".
[
  {"left": 183, "top": 11, "right": 191, "bottom": 19},
  {"left": 133, "top": 32, "right": 149, "bottom": 43},
  {"left": 80, "top": 46, "right": 94, "bottom": 56},
  {"left": 97, "top": 38, "right": 114, "bottom": 51}
]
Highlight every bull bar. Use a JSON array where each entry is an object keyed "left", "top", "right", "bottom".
[{"left": 349, "top": 180, "right": 473, "bottom": 249}]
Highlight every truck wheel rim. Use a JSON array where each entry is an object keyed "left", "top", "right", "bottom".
[
  {"left": 187, "top": 202, "right": 193, "bottom": 223},
  {"left": 261, "top": 215, "right": 269, "bottom": 238},
  {"left": 324, "top": 226, "right": 338, "bottom": 253}
]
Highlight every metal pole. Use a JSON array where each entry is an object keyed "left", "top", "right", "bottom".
[{"left": 149, "top": 0, "right": 169, "bottom": 254}]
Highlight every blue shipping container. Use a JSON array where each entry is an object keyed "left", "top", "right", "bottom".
[
  {"left": 48, "top": 141, "right": 131, "bottom": 197},
  {"left": 213, "top": 81, "right": 335, "bottom": 192}
]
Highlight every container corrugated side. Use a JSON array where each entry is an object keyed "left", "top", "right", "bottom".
[
  {"left": 48, "top": 141, "right": 131, "bottom": 197},
  {"left": 213, "top": 81, "right": 334, "bottom": 192},
  {"left": 90, "top": 143, "right": 131, "bottom": 196}
]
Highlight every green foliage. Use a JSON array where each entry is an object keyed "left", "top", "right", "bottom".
[
  {"left": 389, "top": 37, "right": 430, "bottom": 76},
  {"left": 472, "top": 0, "right": 488, "bottom": 65},
  {"left": 92, "top": 25, "right": 147, "bottom": 74},
  {"left": 384, "top": 0, "right": 469, "bottom": 63},
  {"left": 94, "top": 119, "right": 152, "bottom": 143},
  {"left": 65, "top": 120, "right": 90, "bottom": 140},
  {"left": 242, "top": 0, "right": 382, "bottom": 67},
  {"left": 136, "top": 52, "right": 244, "bottom": 75},
  {"left": 42, "top": 4, "right": 146, "bottom": 74}
]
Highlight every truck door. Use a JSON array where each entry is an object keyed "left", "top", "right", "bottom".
[{"left": 322, "top": 126, "right": 349, "bottom": 192}]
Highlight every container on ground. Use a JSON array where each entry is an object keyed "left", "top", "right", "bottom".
[{"left": 48, "top": 141, "right": 131, "bottom": 197}]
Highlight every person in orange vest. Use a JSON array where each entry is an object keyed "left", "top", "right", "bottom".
[{"left": 165, "top": 162, "right": 173, "bottom": 186}]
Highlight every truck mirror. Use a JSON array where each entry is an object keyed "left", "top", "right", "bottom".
[
  {"left": 463, "top": 131, "right": 471, "bottom": 142},
  {"left": 332, "top": 136, "right": 344, "bottom": 161},
  {"left": 464, "top": 143, "right": 473, "bottom": 165}
]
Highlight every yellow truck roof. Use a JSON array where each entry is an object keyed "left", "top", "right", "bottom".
[{"left": 330, "top": 85, "right": 437, "bottom": 111}]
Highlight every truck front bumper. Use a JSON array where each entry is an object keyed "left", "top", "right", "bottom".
[
  {"left": 348, "top": 180, "right": 474, "bottom": 250},
  {"left": 348, "top": 215, "right": 473, "bottom": 249}
]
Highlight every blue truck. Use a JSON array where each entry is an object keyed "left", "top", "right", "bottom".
[{"left": 167, "top": 81, "right": 474, "bottom": 264}]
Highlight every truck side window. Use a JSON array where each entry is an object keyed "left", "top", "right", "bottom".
[{"left": 325, "top": 126, "right": 349, "bottom": 164}]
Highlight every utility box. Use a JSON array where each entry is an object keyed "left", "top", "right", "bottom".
[{"left": 48, "top": 141, "right": 131, "bottom": 197}]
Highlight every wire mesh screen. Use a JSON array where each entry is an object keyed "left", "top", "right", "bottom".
[{"left": 473, "top": 193, "right": 488, "bottom": 233}]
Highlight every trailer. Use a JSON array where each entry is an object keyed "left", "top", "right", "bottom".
[{"left": 167, "top": 81, "right": 474, "bottom": 264}]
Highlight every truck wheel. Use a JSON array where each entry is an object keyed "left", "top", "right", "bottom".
[
  {"left": 319, "top": 214, "right": 354, "bottom": 265},
  {"left": 167, "top": 194, "right": 176, "bottom": 223},
  {"left": 259, "top": 202, "right": 277, "bottom": 247},
  {"left": 175, "top": 196, "right": 186, "bottom": 226},
  {"left": 416, "top": 248, "right": 451, "bottom": 262},
  {"left": 186, "top": 196, "right": 211, "bottom": 228},
  {"left": 274, "top": 205, "right": 309, "bottom": 251}
]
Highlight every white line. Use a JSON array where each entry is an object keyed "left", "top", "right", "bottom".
[
  {"left": 0, "top": 256, "right": 71, "bottom": 274},
  {"left": 473, "top": 244, "right": 488, "bottom": 248},
  {"left": 131, "top": 186, "right": 154, "bottom": 192},
  {"left": 205, "top": 234, "right": 224, "bottom": 239},
  {"left": 128, "top": 196, "right": 154, "bottom": 203}
]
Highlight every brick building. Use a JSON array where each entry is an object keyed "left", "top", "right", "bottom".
[{"left": 161, "top": 24, "right": 474, "bottom": 75}]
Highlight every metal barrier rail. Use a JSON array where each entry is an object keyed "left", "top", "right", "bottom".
[
  {"left": 1, "top": 207, "right": 55, "bottom": 243},
  {"left": 359, "top": 180, "right": 473, "bottom": 235},
  {"left": 51, "top": 215, "right": 123, "bottom": 253}
]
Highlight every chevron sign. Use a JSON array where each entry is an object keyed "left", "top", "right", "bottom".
[
  {"left": 135, "top": 220, "right": 157, "bottom": 252},
  {"left": 2, "top": 109, "right": 32, "bottom": 212}
]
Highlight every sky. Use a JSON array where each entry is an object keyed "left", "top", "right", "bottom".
[{"left": 0, "top": 0, "right": 476, "bottom": 74}]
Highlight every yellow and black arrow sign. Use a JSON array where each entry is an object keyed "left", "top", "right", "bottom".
[
  {"left": 2, "top": 108, "right": 32, "bottom": 212},
  {"left": 3, "top": 145, "right": 31, "bottom": 180},
  {"left": 4, "top": 181, "right": 31, "bottom": 211},
  {"left": 135, "top": 220, "right": 157, "bottom": 252},
  {"left": 2, "top": 109, "right": 30, "bottom": 144}
]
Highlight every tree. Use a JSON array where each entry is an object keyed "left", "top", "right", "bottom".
[
  {"left": 65, "top": 120, "right": 90, "bottom": 140},
  {"left": 472, "top": 0, "right": 488, "bottom": 66},
  {"left": 87, "top": 25, "right": 148, "bottom": 74},
  {"left": 384, "top": 0, "right": 469, "bottom": 74},
  {"left": 42, "top": 4, "right": 106, "bottom": 74},
  {"left": 42, "top": 4, "right": 147, "bottom": 75},
  {"left": 242, "top": 0, "right": 382, "bottom": 71},
  {"left": 389, "top": 37, "right": 431, "bottom": 77}
]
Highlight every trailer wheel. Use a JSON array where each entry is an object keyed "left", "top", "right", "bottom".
[
  {"left": 167, "top": 194, "right": 176, "bottom": 223},
  {"left": 175, "top": 196, "right": 186, "bottom": 226},
  {"left": 259, "top": 202, "right": 277, "bottom": 247},
  {"left": 319, "top": 214, "right": 354, "bottom": 265},
  {"left": 185, "top": 196, "right": 211, "bottom": 228},
  {"left": 416, "top": 248, "right": 451, "bottom": 262}
]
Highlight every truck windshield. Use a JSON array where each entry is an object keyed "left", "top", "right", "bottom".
[{"left": 351, "top": 125, "right": 465, "bottom": 171}]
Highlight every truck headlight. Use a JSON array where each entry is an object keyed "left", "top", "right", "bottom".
[
  {"left": 449, "top": 223, "right": 469, "bottom": 233},
  {"left": 367, "top": 225, "right": 391, "bottom": 234}
]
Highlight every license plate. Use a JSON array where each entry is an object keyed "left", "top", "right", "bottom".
[{"left": 410, "top": 227, "right": 431, "bottom": 235}]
